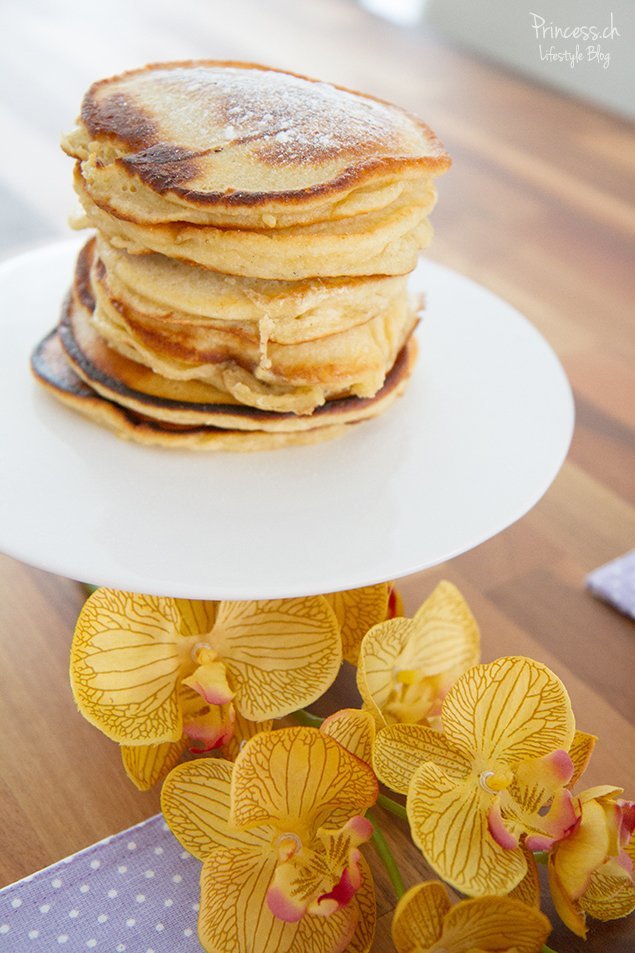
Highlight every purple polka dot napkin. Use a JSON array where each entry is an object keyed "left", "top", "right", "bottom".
[
  {"left": 0, "top": 814, "right": 202, "bottom": 952},
  {"left": 586, "top": 549, "right": 635, "bottom": 620}
]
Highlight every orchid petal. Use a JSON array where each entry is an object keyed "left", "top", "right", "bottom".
[
  {"left": 547, "top": 861, "right": 587, "bottom": 938},
  {"left": 439, "top": 895, "right": 551, "bottom": 952},
  {"left": 176, "top": 599, "right": 218, "bottom": 638},
  {"left": 524, "top": 789, "right": 578, "bottom": 852},
  {"left": 212, "top": 598, "right": 341, "bottom": 720},
  {"left": 183, "top": 703, "right": 235, "bottom": 753},
  {"left": 198, "top": 848, "right": 358, "bottom": 953},
  {"left": 321, "top": 709, "right": 375, "bottom": 764},
  {"left": 161, "top": 758, "right": 269, "bottom": 860},
  {"left": 373, "top": 723, "right": 470, "bottom": 795},
  {"left": 231, "top": 728, "right": 377, "bottom": 834},
  {"left": 183, "top": 657, "right": 235, "bottom": 706},
  {"left": 408, "top": 761, "right": 527, "bottom": 895},
  {"left": 344, "top": 855, "right": 376, "bottom": 953},
  {"left": 552, "top": 796, "right": 611, "bottom": 901},
  {"left": 325, "top": 584, "right": 389, "bottom": 665},
  {"left": 579, "top": 857, "right": 635, "bottom": 921},
  {"left": 357, "top": 617, "right": 412, "bottom": 726},
  {"left": 224, "top": 710, "right": 274, "bottom": 762},
  {"left": 401, "top": 580, "right": 480, "bottom": 677},
  {"left": 442, "top": 657, "right": 575, "bottom": 764},
  {"left": 392, "top": 881, "right": 450, "bottom": 952},
  {"left": 121, "top": 738, "right": 186, "bottom": 791},
  {"left": 568, "top": 730, "right": 597, "bottom": 788},
  {"left": 579, "top": 784, "right": 623, "bottom": 804},
  {"left": 488, "top": 798, "right": 518, "bottom": 850},
  {"left": 502, "top": 751, "right": 577, "bottom": 849},
  {"left": 387, "top": 583, "right": 404, "bottom": 619},
  {"left": 508, "top": 847, "right": 541, "bottom": 909},
  {"left": 70, "top": 589, "right": 182, "bottom": 743}
]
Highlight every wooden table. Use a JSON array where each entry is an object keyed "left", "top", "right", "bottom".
[{"left": 1, "top": 1, "right": 633, "bottom": 950}]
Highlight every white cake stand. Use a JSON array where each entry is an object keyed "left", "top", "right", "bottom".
[{"left": 0, "top": 239, "right": 573, "bottom": 599}]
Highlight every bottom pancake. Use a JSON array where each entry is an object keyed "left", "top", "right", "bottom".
[{"left": 31, "top": 330, "right": 350, "bottom": 451}]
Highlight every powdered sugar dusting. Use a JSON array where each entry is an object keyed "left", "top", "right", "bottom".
[{"left": 125, "top": 65, "right": 420, "bottom": 164}]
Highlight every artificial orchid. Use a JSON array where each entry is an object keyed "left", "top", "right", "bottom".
[
  {"left": 161, "top": 727, "right": 378, "bottom": 953},
  {"left": 70, "top": 589, "right": 341, "bottom": 770},
  {"left": 548, "top": 785, "right": 635, "bottom": 937},
  {"left": 65, "top": 579, "right": 635, "bottom": 950},
  {"left": 391, "top": 880, "right": 551, "bottom": 953},
  {"left": 357, "top": 581, "right": 479, "bottom": 728},
  {"left": 374, "top": 656, "right": 579, "bottom": 895}
]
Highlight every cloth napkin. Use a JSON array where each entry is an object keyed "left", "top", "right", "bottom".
[
  {"left": 586, "top": 549, "right": 635, "bottom": 620},
  {"left": 0, "top": 814, "right": 201, "bottom": 952}
]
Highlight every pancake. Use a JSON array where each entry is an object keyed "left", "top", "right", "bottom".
[
  {"left": 73, "top": 169, "right": 435, "bottom": 279},
  {"left": 97, "top": 237, "right": 408, "bottom": 345},
  {"left": 57, "top": 291, "right": 417, "bottom": 432},
  {"left": 62, "top": 60, "right": 451, "bottom": 228},
  {"left": 86, "top": 244, "right": 417, "bottom": 396},
  {"left": 31, "top": 330, "right": 347, "bottom": 451}
]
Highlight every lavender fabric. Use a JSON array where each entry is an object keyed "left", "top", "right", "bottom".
[
  {"left": 0, "top": 814, "right": 202, "bottom": 952},
  {"left": 586, "top": 549, "right": 635, "bottom": 621}
]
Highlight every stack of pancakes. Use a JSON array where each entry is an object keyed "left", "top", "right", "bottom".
[{"left": 32, "top": 61, "right": 450, "bottom": 450}]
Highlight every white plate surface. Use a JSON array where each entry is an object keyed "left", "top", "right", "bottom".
[{"left": 0, "top": 239, "right": 573, "bottom": 598}]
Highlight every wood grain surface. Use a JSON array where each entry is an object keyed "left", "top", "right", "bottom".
[{"left": 0, "top": 1, "right": 634, "bottom": 950}]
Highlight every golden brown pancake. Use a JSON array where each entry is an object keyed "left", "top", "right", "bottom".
[
  {"left": 63, "top": 60, "right": 451, "bottom": 227},
  {"left": 73, "top": 170, "right": 435, "bottom": 279},
  {"left": 96, "top": 236, "right": 409, "bottom": 345}
]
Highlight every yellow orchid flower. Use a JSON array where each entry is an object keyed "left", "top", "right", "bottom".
[
  {"left": 548, "top": 785, "right": 635, "bottom": 937},
  {"left": 162, "top": 727, "right": 378, "bottom": 953},
  {"left": 392, "top": 881, "right": 551, "bottom": 953},
  {"left": 70, "top": 588, "right": 341, "bottom": 749},
  {"left": 374, "top": 656, "right": 577, "bottom": 895},
  {"left": 357, "top": 581, "right": 479, "bottom": 728},
  {"left": 324, "top": 582, "right": 402, "bottom": 665}
]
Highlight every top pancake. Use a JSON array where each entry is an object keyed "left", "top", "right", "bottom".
[{"left": 63, "top": 60, "right": 451, "bottom": 229}]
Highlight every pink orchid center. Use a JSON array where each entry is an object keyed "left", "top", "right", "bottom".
[
  {"left": 312, "top": 848, "right": 362, "bottom": 917},
  {"left": 180, "top": 641, "right": 234, "bottom": 707}
]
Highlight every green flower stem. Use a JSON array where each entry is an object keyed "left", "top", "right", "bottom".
[
  {"left": 377, "top": 793, "right": 408, "bottom": 822},
  {"left": 367, "top": 810, "right": 406, "bottom": 900},
  {"left": 541, "top": 946, "right": 558, "bottom": 953},
  {"left": 534, "top": 851, "right": 549, "bottom": 865},
  {"left": 292, "top": 709, "right": 324, "bottom": 728}
]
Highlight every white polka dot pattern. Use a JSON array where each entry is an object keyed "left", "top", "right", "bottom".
[
  {"left": 0, "top": 815, "right": 200, "bottom": 951},
  {"left": 586, "top": 549, "right": 635, "bottom": 619}
]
